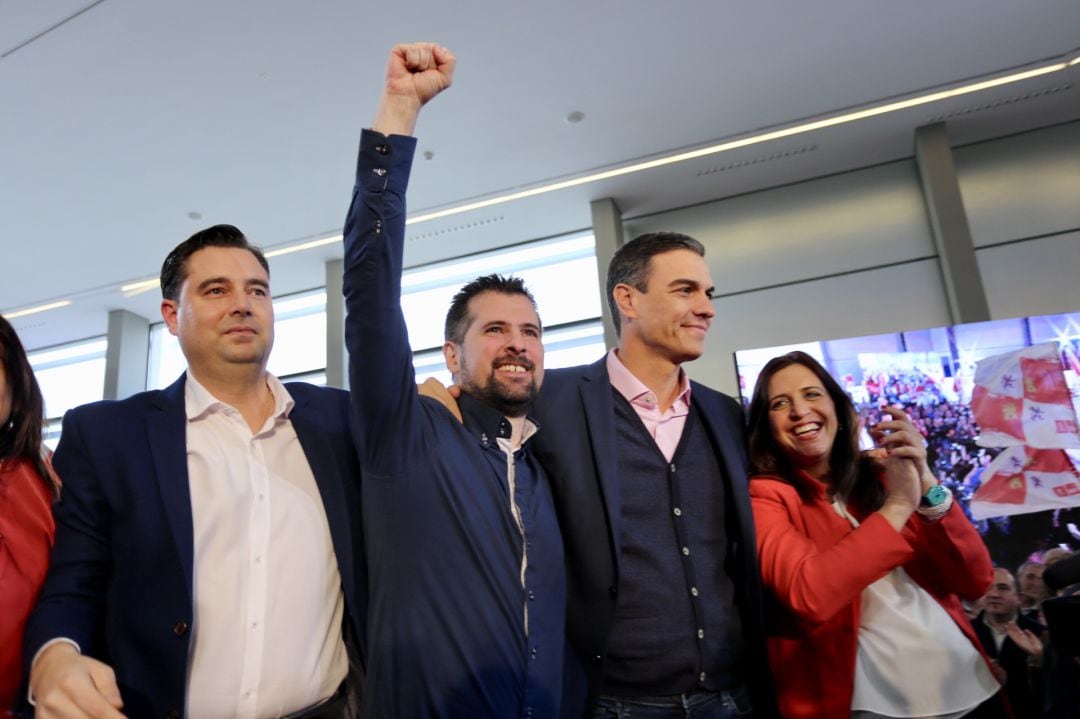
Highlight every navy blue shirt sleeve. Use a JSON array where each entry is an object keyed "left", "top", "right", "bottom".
[{"left": 342, "top": 130, "right": 426, "bottom": 477}]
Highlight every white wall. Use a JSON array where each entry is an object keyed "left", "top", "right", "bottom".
[{"left": 621, "top": 121, "right": 1080, "bottom": 396}]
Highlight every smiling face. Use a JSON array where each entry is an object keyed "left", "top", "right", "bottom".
[
  {"left": 617, "top": 249, "right": 715, "bottom": 365},
  {"left": 160, "top": 246, "right": 274, "bottom": 379},
  {"left": 766, "top": 362, "right": 839, "bottom": 480},
  {"left": 443, "top": 290, "right": 544, "bottom": 418}
]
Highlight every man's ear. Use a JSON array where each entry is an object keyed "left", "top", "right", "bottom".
[
  {"left": 613, "top": 283, "right": 637, "bottom": 325},
  {"left": 443, "top": 341, "right": 461, "bottom": 376},
  {"left": 161, "top": 299, "right": 180, "bottom": 337}
]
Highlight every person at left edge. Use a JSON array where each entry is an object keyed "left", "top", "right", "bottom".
[
  {"left": 24, "top": 226, "right": 365, "bottom": 719},
  {"left": 0, "top": 315, "right": 60, "bottom": 718},
  {"left": 343, "top": 43, "right": 565, "bottom": 718}
]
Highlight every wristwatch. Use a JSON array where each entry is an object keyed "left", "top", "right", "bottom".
[{"left": 920, "top": 484, "right": 949, "bottom": 507}]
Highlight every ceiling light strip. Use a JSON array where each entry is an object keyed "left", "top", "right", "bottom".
[
  {"left": 3, "top": 300, "right": 73, "bottom": 319},
  {"left": 121, "top": 278, "right": 160, "bottom": 294},
  {"left": 406, "top": 61, "right": 1068, "bottom": 225},
  {"left": 264, "top": 235, "right": 341, "bottom": 258}
]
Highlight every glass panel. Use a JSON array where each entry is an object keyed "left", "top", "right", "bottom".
[
  {"left": 402, "top": 233, "right": 600, "bottom": 352},
  {"left": 29, "top": 338, "right": 107, "bottom": 421}
]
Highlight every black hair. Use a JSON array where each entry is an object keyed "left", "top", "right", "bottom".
[
  {"left": 444, "top": 274, "right": 539, "bottom": 344},
  {"left": 606, "top": 232, "right": 705, "bottom": 335},
  {"left": 160, "top": 224, "right": 269, "bottom": 300},
  {"left": 0, "top": 315, "right": 58, "bottom": 497}
]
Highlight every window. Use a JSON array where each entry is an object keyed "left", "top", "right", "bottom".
[
  {"left": 144, "top": 232, "right": 607, "bottom": 391},
  {"left": 29, "top": 337, "right": 108, "bottom": 448}
]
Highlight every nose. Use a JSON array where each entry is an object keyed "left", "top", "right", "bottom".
[
  {"left": 696, "top": 294, "right": 716, "bottom": 319},
  {"left": 230, "top": 293, "right": 253, "bottom": 316},
  {"left": 504, "top": 330, "right": 528, "bottom": 354},
  {"left": 788, "top": 397, "right": 809, "bottom": 418}
]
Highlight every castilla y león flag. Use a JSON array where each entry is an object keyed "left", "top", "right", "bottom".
[
  {"left": 970, "top": 446, "right": 1080, "bottom": 520},
  {"left": 972, "top": 342, "right": 1080, "bottom": 449}
]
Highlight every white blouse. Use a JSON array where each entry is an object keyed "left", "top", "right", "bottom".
[{"left": 835, "top": 501, "right": 999, "bottom": 718}]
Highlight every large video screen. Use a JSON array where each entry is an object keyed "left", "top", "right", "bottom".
[{"left": 734, "top": 312, "right": 1080, "bottom": 571}]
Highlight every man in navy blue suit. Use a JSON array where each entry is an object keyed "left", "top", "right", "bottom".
[
  {"left": 25, "top": 226, "right": 364, "bottom": 719},
  {"left": 527, "top": 234, "right": 779, "bottom": 718}
]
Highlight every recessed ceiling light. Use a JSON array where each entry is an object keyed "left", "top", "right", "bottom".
[
  {"left": 187, "top": 211, "right": 203, "bottom": 220},
  {"left": 565, "top": 111, "right": 585, "bottom": 124}
]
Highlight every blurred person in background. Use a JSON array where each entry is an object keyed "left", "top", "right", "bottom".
[
  {"left": 746, "top": 351, "right": 1005, "bottom": 719},
  {"left": 1016, "top": 560, "right": 1048, "bottom": 620},
  {"left": 0, "top": 315, "right": 59, "bottom": 717},
  {"left": 972, "top": 568, "right": 1044, "bottom": 718}
]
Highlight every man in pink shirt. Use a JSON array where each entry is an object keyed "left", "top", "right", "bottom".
[{"left": 528, "top": 233, "right": 778, "bottom": 718}]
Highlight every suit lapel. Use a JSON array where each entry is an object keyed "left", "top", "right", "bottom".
[
  {"left": 147, "top": 375, "right": 196, "bottom": 602},
  {"left": 289, "top": 389, "right": 355, "bottom": 598},
  {"left": 578, "top": 357, "right": 622, "bottom": 557}
]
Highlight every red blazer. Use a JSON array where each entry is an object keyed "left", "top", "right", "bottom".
[
  {"left": 0, "top": 457, "right": 55, "bottom": 716},
  {"left": 750, "top": 471, "right": 993, "bottom": 719}
]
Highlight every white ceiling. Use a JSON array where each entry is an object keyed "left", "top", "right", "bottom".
[{"left": 2, "top": 0, "right": 1079, "bottom": 350}]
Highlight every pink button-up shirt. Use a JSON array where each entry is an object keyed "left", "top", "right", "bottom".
[{"left": 606, "top": 349, "right": 692, "bottom": 462}]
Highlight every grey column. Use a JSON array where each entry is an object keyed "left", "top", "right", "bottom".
[
  {"left": 915, "top": 122, "right": 991, "bottom": 324},
  {"left": 325, "top": 259, "right": 348, "bottom": 390},
  {"left": 103, "top": 309, "right": 150, "bottom": 400},
  {"left": 590, "top": 197, "right": 625, "bottom": 349}
]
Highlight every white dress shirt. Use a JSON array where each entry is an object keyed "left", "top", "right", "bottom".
[{"left": 184, "top": 374, "right": 347, "bottom": 719}]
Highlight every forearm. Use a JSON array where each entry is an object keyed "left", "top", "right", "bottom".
[
  {"left": 909, "top": 501, "right": 993, "bottom": 599},
  {"left": 753, "top": 493, "right": 914, "bottom": 623}
]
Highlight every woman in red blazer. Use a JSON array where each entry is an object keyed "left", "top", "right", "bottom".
[
  {"left": 0, "top": 316, "right": 58, "bottom": 717},
  {"left": 746, "top": 351, "right": 1005, "bottom": 719}
]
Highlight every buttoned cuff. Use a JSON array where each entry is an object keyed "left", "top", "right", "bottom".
[{"left": 356, "top": 130, "right": 417, "bottom": 194}]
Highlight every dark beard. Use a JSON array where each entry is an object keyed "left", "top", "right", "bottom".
[{"left": 463, "top": 372, "right": 538, "bottom": 418}]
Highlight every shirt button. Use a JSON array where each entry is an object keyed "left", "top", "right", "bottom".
[
  {"left": 682, "top": 546, "right": 690, "bottom": 556},
  {"left": 173, "top": 621, "right": 188, "bottom": 636},
  {"left": 670, "top": 463, "right": 677, "bottom": 472},
  {"left": 691, "top": 586, "right": 699, "bottom": 597},
  {"left": 608, "top": 585, "right": 618, "bottom": 598},
  {"left": 530, "top": 647, "right": 538, "bottom": 659},
  {"left": 373, "top": 167, "right": 387, "bottom": 176},
  {"left": 699, "top": 671, "right": 707, "bottom": 683},
  {"left": 673, "top": 507, "right": 682, "bottom": 517},
  {"left": 528, "top": 590, "right": 536, "bottom": 601},
  {"left": 375, "top": 143, "right": 390, "bottom": 155},
  {"left": 697, "top": 628, "right": 705, "bottom": 639}
]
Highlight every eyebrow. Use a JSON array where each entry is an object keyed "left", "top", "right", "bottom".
[
  {"left": 483, "top": 320, "right": 542, "bottom": 333},
  {"left": 195, "top": 276, "right": 270, "bottom": 292},
  {"left": 668, "top": 278, "right": 716, "bottom": 297}
]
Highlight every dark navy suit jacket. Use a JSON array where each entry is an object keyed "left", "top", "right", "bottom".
[
  {"left": 530, "top": 358, "right": 778, "bottom": 718},
  {"left": 23, "top": 375, "right": 364, "bottom": 719}
]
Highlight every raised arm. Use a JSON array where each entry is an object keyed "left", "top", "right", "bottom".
[{"left": 342, "top": 43, "right": 454, "bottom": 474}]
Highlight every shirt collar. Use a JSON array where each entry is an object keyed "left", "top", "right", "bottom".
[
  {"left": 605, "top": 348, "right": 692, "bottom": 411},
  {"left": 458, "top": 391, "right": 539, "bottom": 448},
  {"left": 184, "top": 371, "right": 294, "bottom": 422}
]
